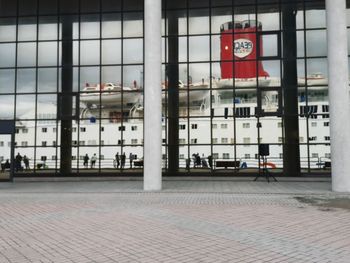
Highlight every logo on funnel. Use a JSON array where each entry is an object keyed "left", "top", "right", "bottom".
[{"left": 234, "top": 38, "right": 253, "bottom": 58}]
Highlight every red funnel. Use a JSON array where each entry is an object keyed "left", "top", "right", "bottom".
[{"left": 220, "top": 20, "right": 269, "bottom": 79}]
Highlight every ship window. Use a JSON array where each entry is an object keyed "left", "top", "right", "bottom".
[
  {"left": 15, "top": 129, "right": 19, "bottom": 134},
  {"left": 223, "top": 153, "right": 230, "bottom": 159},
  {"left": 221, "top": 138, "right": 228, "bottom": 143},
  {"left": 100, "top": 155, "right": 105, "bottom": 160},
  {"left": 235, "top": 107, "right": 250, "bottom": 118},
  {"left": 309, "top": 136, "right": 317, "bottom": 141},
  {"left": 80, "top": 141, "right": 85, "bottom": 146},
  {"left": 0, "top": 141, "right": 3, "bottom": 147},
  {"left": 179, "top": 139, "right": 186, "bottom": 144},
  {"left": 243, "top": 123, "right": 250, "bottom": 128},
  {"left": 213, "top": 153, "right": 219, "bottom": 159},
  {"left": 72, "top": 128, "right": 77, "bottom": 132},
  {"left": 53, "top": 141, "right": 56, "bottom": 146},
  {"left": 101, "top": 140, "right": 104, "bottom": 146},
  {"left": 191, "top": 124, "right": 198, "bottom": 129},
  {"left": 131, "top": 126, "right": 137, "bottom": 131},
  {"left": 117, "top": 140, "right": 125, "bottom": 145},
  {"left": 87, "top": 140, "right": 96, "bottom": 145},
  {"left": 221, "top": 123, "right": 227, "bottom": 129},
  {"left": 179, "top": 154, "right": 184, "bottom": 159},
  {"left": 42, "top": 127, "right": 47, "bottom": 133},
  {"left": 212, "top": 138, "right": 218, "bottom": 144},
  {"left": 277, "top": 122, "right": 282, "bottom": 128},
  {"left": 279, "top": 153, "right": 283, "bottom": 159},
  {"left": 101, "top": 127, "right": 104, "bottom": 132},
  {"left": 312, "top": 153, "right": 319, "bottom": 158},
  {"left": 131, "top": 139, "right": 138, "bottom": 144},
  {"left": 311, "top": 122, "right": 317, "bottom": 127},
  {"left": 52, "top": 156, "right": 57, "bottom": 161},
  {"left": 118, "top": 126, "right": 125, "bottom": 131},
  {"left": 21, "top": 141, "right": 28, "bottom": 146},
  {"left": 324, "top": 122, "right": 329, "bottom": 127},
  {"left": 212, "top": 124, "right": 217, "bottom": 129},
  {"left": 41, "top": 156, "right": 47, "bottom": 161},
  {"left": 243, "top": 137, "right": 250, "bottom": 144},
  {"left": 42, "top": 141, "right": 47, "bottom": 146},
  {"left": 162, "top": 139, "right": 166, "bottom": 143},
  {"left": 191, "top": 138, "right": 197, "bottom": 144},
  {"left": 325, "top": 153, "right": 331, "bottom": 159},
  {"left": 244, "top": 154, "right": 250, "bottom": 159},
  {"left": 22, "top": 128, "right": 28, "bottom": 133},
  {"left": 324, "top": 136, "right": 330, "bottom": 141},
  {"left": 80, "top": 127, "right": 86, "bottom": 132},
  {"left": 322, "top": 105, "right": 329, "bottom": 112}
]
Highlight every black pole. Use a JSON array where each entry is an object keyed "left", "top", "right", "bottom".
[
  {"left": 60, "top": 16, "right": 73, "bottom": 175},
  {"left": 167, "top": 13, "right": 179, "bottom": 173},
  {"left": 282, "top": 3, "right": 301, "bottom": 176}
]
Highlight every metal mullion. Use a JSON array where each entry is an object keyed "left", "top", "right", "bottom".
[
  {"left": 232, "top": 0, "right": 238, "bottom": 175},
  {"left": 254, "top": 0, "right": 262, "bottom": 175},
  {"left": 76, "top": 0, "right": 82, "bottom": 175},
  {"left": 303, "top": 0, "right": 311, "bottom": 174},
  {"left": 163, "top": 6, "right": 168, "bottom": 172},
  {"left": 186, "top": 1, "right": 190, "bottom": 172},
  {"left": 13, "top": 0, "right": 19, "bottom": 177},
  {"left": 120, "top": 0, "right": 124, "bottom": 171},
  {"left": 34, "top": 0, "right": 39, "bottom": 176},
  {"left": 209, "top": 0, "right": 213, "bottom": 174},
  {"left": 54, "top": 0, "right": 60, "bottom": 175},
  {"left": 98, "top": 0, "right": 102, "bottom": 175}
]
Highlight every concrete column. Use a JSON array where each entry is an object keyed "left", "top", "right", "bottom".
[
  {"left": 144, "top": 0, "right": 162, "bottom": 190},
  {"left": 326, "top": 0, "right": 350, "bottom": 192}
]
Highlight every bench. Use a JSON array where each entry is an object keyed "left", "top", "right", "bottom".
[
  {"left": 215, "top": 160, "right": 240, "bottom": 169},
  {"left": 323, "top": 161, "right": 331, "bottom": 169},
  {"left": 133, "top": 160, "right": 143, "bottom": 167}
]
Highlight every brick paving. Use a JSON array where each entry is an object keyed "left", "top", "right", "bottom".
[{"left": 0, "top": 179, "right": 349, "bottom": 263}]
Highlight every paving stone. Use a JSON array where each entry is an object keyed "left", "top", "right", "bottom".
[{"left": 0, "top": 180, "right": 349, "bottom": 262}]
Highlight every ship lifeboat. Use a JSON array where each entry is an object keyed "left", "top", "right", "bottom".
[
  {"left": 80, "top": 82, "right": 141, "bottom": 106},
  {"left": 298, "top": 73, "right": 328, "bottom": 88},
  {"left": 162, "top": 80, "right": 209, "bottom": 103}
]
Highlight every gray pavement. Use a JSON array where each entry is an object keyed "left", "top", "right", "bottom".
[{"left": 0, "top": 178, "right": 349, "bottom": 262}]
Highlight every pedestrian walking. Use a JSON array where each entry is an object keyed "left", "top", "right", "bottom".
[
  {"left": 83, "top": 154, "right": 89, "bottom": 168},
  {"left": 90, "top": 153, "right": 97, "bottom": 168}
]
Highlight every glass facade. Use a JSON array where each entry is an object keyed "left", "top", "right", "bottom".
[{"left": 0, "top": 0, "right": 340, "bottom": 177}]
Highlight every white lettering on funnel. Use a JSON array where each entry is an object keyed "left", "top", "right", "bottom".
[{"left": 234, "top": 38, "right": 253, "bottom": 58}]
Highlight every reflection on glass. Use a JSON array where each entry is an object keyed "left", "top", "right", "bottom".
[
  {"left": 16, "top": 95, "right": 36, "bottom": 120},
  {"left": 0, "top": 43, "right": 16, "bottom": 68},
  {"left": 17, "top": 43, "right": 37, "bottom": 67},
  {"left": 38, "top": 68, "right": 57, "bottom": 92},
  {"left": 0, "top": 69, "right": 15, "bottom": 94},
  {"left": 0, "top": 95, "right": 14, "bottom": 119},
  {"left": 17, "top": 69, "right": 36, "bottom": 93},
  {"left": 18, "top": 17, "right": 37, "bottom": 41}
]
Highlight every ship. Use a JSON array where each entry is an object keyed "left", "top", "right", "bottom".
[{"left": 0, "top": 20, "right": 331, "bottom": 173}]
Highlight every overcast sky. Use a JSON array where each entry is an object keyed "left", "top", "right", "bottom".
[{"left": 0, "top": 9, "right": 341, "bottom": 118}]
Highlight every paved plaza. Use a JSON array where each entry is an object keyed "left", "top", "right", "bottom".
[{"left": 0, "top": 178, "right": 349, "bottom": 262}]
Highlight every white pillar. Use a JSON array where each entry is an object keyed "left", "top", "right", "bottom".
[
  {"left": 326, "top": 0, "right": 350, "bottom": 192},
  {"left": 144, "top": 0, "right": 162, "bottom": 191}
]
